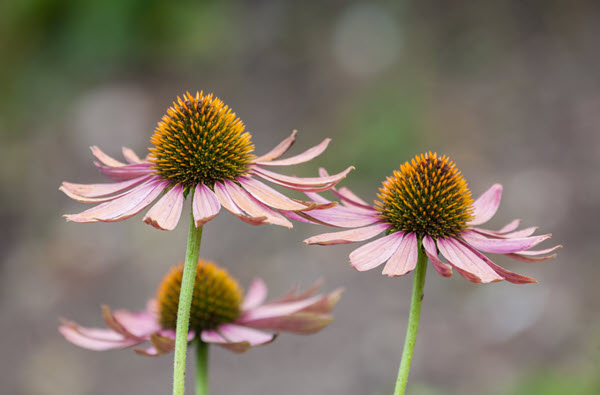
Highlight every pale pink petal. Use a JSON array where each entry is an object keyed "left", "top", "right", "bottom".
[
  {"left": 90, "top": 146, "right": 125, "bottom": 167},
  {"left": 462, "top": 231, "right": 551, "bottom": 254},
  {"left": 422, "top": 236, "right": 453, "bottom": 277},
  {"left": 223, "top": 180, "right": 292, "bottom": 228},
  {"left": 192, "top": 184, "right": 221, "bottom": 226},
  {"left": 254, "top": 138, "right": 330, "bottom": 166},
  {"left": 304, "top": 223, "right": 389, "bottom": 245},
  {"left": 292, "top": 206, "right": 381, "bottom": 228},
  {"left": 122, "top": 147, "right": 143, "bottom": 164},
  {"left": 457, "top": 240, "right": 538, "bottom": 284},
  {"left": 60, "top": 175, "right": 152, "bottom": 199},
  {"left": 470, "top": 184, "right": 503, "bottom": 226},
  {"left": 437, "top": 238, "right": 503, "bottom": 283},
  {"left": 270, "top": 280, "right": 324, "bottom": 304},
  {"left": 497, "top": 219, "right": 521, "bottom": 233},
  {"left": 201, "top": 324, "right": 276, "bottom": 352},
  {"left": 505, "top": 245, "right": 562, "bottom": 263},
  {"left": 213, "top": 182, "right": 268, "bottom": 225},
  {"left": 350, "top": 232, "right": 404, "bottom": 271},
  {"left": 501, "top": 227, "right": 538, "bottom": 238},
  {"left": 297, "top": 288, "right": 343, "bottom": 314},
  {"left": 240, "top": 295, "right": 323, "bottom": 322},
  {"left": 64, "top": 179, "right": 168, "bottom": 222},
  {"left": 143, "top": 184, "right": 184, "bottom": 230},
  {"left": 241, "top": 279, "right": 268, "bottom": 310},
  {"left": 111, "top": 310, "right": 161, "bottom": 337},
  {"left": 238, "top": 177, "right": 317, "bottom": 211},
  {"left": 253, "top": 130, "right": 297, "bottom": 162},
  {"left": 382, "top": 232, "right": 419, "bottom": 277},
  {"left": 95, "top": 162, "right": 154, "bottom": 181},
  {"left": 59, "top": 322, "right": 143, "bottom": 351},
  {"left": 242, "top": 312, "right": 333, "bottom": 334},
  {"left": 251, "top": 166, "right": 354, "bottom": 192}
]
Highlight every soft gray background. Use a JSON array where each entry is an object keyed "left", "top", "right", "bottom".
[{"left": 1, "top": 1, "right": 599, "bottom": 394}]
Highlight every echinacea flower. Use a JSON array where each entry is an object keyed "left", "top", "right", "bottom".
[
  {"left": 303, "top": 152, "right": 561, "bottom": 283},
  {"left": 60, "top": 92, "right": 353, "bottom": 230},
  {"left": 60, "top": 259, "right": 342, "bottom": 355}
]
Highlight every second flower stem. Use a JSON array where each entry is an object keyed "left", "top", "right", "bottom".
[
  {"left": 195, "top": 340, "right": 209, "bottom": 395},
  {"left": 173, "top": 203, "right": 204, "bottom": 395},
  {"left": 393, "top": 242, "right": 428, "bottom": 395}
]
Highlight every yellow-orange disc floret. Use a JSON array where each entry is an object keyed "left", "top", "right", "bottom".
[
  {"left": 375, "top": 152, "right": 474, "bottom": 239},
  {"left": 157, "top": 259, "right": 243, "bottom": 331},
  {"left": 149, "top": 91, "right": 255, "bottom": 188}
]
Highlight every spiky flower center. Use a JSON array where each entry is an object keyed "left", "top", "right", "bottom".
[
  {"left": 149, "top": 92, "right": 255, "bottom": 188},
  {"left": 157, "top": 260, "right": 243, "bottom": 332},
  {"left": 375, "top": 152, "right": 474, "bottom": 238}
]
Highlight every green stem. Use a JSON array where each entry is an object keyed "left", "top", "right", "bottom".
[
  {"left": 173, "top": 202, "right": 204, "bottom": 395},
  {"left": 195, "top": 340, "right": 209, "bottom": 395},
  {"left": 393, "top": 242, "right": 428, "bottom": 395}
]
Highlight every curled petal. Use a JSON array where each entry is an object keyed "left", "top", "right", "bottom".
[
  {"left": 238, "top": 177, "right": 317, "bottom": 211},
  {"left": 382, "top": 232, "right": 418, "bottom": 277},
  {"left": 95, "top": 162, "right": 154, "bottom": 181},
  {"left": 422, "top": 236, "right": 453, "bottom": 277},
  {"left": 350, "top": 232, "right": 404, "bottom": 271},
  {"left": 304, "top": 223, "right": 389, "bottom": 245},
  {"left": 59, "top": 321, "right": 143, "bottom": 351},
  {"left": 223, "top": 180, "right": 292, "bottom": 228},
  {"left": 437, "top": 238, "right": 503, "bottom": 283},
  {"left": 254, "top": 138, "right": 330, "bottom": 167},
  {"left": 470, "top": 184, "right": 503, "bottom": 226},
  {"left": 292, "top": 206, "right": 381, "bottom": 228},
  {"left": 60, "top": 175, "right": 152, "bottom": 199},
  {"left": 143, "top": 184, "right": 185, "bottom": 231},
  {"left": 505, "top": 245, "right": 562, "bottom": 263},
  {"left": 253, "top": 130, "right": 297, "bottom": 162},
  {"left": 241, "top": 279, "right": 268, "bottom": 310},
  {"left": 192, "top": 184, "right": 221, "bottom": 226},
  {"left": 122, "top": 147, "right": 143, "bottom": 164},
  {"left": 243, "top": 312, "right": 333, "bottom": 334},
  {"left": 462, "top": 231, "right": 551, "bottom": 254},
  {"left": 213, "top": 182, "right": 268, "bottom": 225},
  {"left": 201, "top": 324, "right": 276, "bottom": 353},
  {"left": 90, "top": 146, "right": 125, "bottom": 167},
  {"left": 496, "top": 219, "right": 521, "bottom": 233},
  {"left": 251, "top": 166, "right": 354, "bottom": 192}
]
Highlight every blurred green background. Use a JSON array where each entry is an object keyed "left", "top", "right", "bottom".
[{"left": 1, "top": 1, "right": 599, "bottom": 394}]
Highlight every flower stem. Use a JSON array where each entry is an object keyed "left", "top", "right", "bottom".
[
  {"left": 195, "top": 340, "right": 209, "bottom": 395},
  {"left": 173, "top": 203, "right": 203, "bottom": 395},
  {"left": 393, "top": 242, "right": 428, "bottom": 395}
]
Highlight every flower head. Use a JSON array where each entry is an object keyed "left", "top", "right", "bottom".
[
  {"left": 60, "top": 91, "right": 353, "bottom": 230},
  {"left": 303, "top": 152, "right": 561, "bottom": 283},
  {"left": 59, "top": 259, "right": 342, "bottom": 355}
]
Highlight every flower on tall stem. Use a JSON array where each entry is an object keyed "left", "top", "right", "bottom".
[
  {"left": 303, "top": 152, "right": 561, "bottom": 283},
  {"left": 60, "top": 259, "right": 342, "bottom": 355},
  {"left": 60, "top": 91, "right": 353, "bottom": 231}
]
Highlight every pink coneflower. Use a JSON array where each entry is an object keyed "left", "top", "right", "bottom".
[
  {"left": 60, "top": 259, "right": 342, "bottom": 355},
  {"left": 303, "top": 152, "right": 561, "bottom": 283},
  {"left": 60, "top": 92, "right": 352, "bottom": 230}
]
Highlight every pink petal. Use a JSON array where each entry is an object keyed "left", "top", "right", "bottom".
[
  {"left": 470, "top": 184, "right": 503, "bottom": 226},
  {"left": 95, "top": 162, "right": 154, "bottom": 181},
  {"left": 422, "top": 236, "right": 453, "bottom": 277},
  {"left": 382, "top": 232, "right": 419, "bottom": 277},
  {"left": 505, "top": 245, "right": 562, "bottom": 263},
  {"left": 303, "top": 223, "right": 389, "bottom": 245},
  {"left": 293, "top": 206, "right": 381, "bottom": 228},
  {"left": 437, "top": 238, "right": 503, "bottom": 283},
  {"left": 213, "top": 182, "right": 268, "bottom": 225},
  {"left": 254, "top": 138, "right": 330, "bottom": 166},
  {"left": 64, "top": 179, "right": 168, "bottom": 222},
  {"left": 143, "top": 184, "right": 185, "bottom": 230},
  {"left": 251, "top": 166, "right": 354, "bottom": 192},
  {"left": 462, "top": 231, "right": 551, "bottom": 254},
  {"left": 297, "top": 288, "right": 344, "bottom": 314},
  {"left": 111, "top": 310, "right": 161, "bottom": 338},
  {"left": 59, "top": 322, "right": 142, "bottom": 351},
  {"left": 223, "top": 180, "right": 292, "bottom": 228},
  {"left": 350, "top": 232, "right": 404, "bottom": 271},
  {"left": 253, "top": 130, "right": 297, "bottom": 162},
  {"left": 238, "top": 177, "right": 314, "bottom": 211},
  {"left": 270, "top": 280, "right": 324, "bottom": 304},
  {"left": 497, "top": 219, "right": 521, "bottom": 233},
  {"left": 60, "top": 175, "right": 152, "bottom": 199},
  {"left": 90, "top": 146, "right": 125, "bottom": 167},
  {"left": 241, "top": 279, "right": 268, "bottom": 310},
  {"left": 122, "top": 147, "right": 143, "bottom": 164},
  {"left": 192, "top": 184, "right": 221, "bottom": 226},
  {"left": 457, "top": 240, "right": 538, "bottom": 284},
  {"left": 201, "top": 324, "right": 276, "bottom": 352},
  {"left": 242, "top": 312, "right": 333, "bottom": 334},
  {"left": 241, "top": 295, "right": 323, "bottom": 322}
]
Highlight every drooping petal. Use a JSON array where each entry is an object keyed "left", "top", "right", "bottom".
[
  {"left": 505, "top": 245, "right": 563, "bottom": 263},
  {"left": 350, "top": 232, "right": 404, "bottom": 271},
  {"left": 317, "top": 169, "right": 375, "bottom": 212},
  {"left": 122, "top": 147, "right": 143, "bottom": 164},
  {"left": 254, "top": 138, "right": 330, "bottom": 167},
  {"left": 90, "top": 146, "right": 125, "bottom": 167},
  {"left": 60, "top": 175, "right": 152, "bottom": 199},
  {"left": 382, "top": 232, "right": 419, "bottom": 277},
  {"left": 94, "top": 162, "right": 154, "bottom": 181},
  {"left": 456, "top": 240, "right": 538, "bottom": 284},
  {"left": 270, "top": 280, "right": 324, "bottom": 304},
  {"left": 251, "top": 166, "right": 354, "bottom": 192},
  {"left": 134, "top": 333, "right": 178, "bottom": 356},
  {"left": 462, "top": 231, "right": 551, "bottom": 254},
  {"left": 64, "top": 179, "right": 168, "bottom": 223},
  {"left": 437, "top": 238, "right": 503, "bottom": 283},
  {"left": 496, "top": 219, "right": 521, "bottom": 233},
  {"left": 253, "top": 130, "right": 297, "bottom": 162},
  {"left": 213, "top": 182, "right": 268, "bottom": 225},
  {"left": 238, "top": 177, "right": 316, "bottom": 211},
  {"left": 143, "top": 184, "right": 185, "bottom": 231},
  {"left": 192, "top": 184, "right": 221, "bottom": 226},
  {"left": 470, "top": 184, "right": 503, "bottom": 226},
  {"left": 111, "top": 309, "right": 161, "bottom": 338},
  {"left": 422, "top": 236, "right": 453, "bottom": 277},
  {"left": 223, "top": 180, "right": 292, "bottom": 228},
  {"left": 473, "top": 226, "right": 538, "bottom": 239},
  {"left": 59, "top": 321, "right": 143, "bottom": 351},
  {"left": 292, "top": 206, "right": 381, "bottom": 228},
  {"left": 241, "top": 279, "right": 268, "bottom": 310},
  {"left": 242, "top": 312, "right": 333, "bottom": 334},
  {"left": 201, "top": 324, "right": 276, "bottom": 353},
  {"left": 303, "top": 223, "right": 389, "bottom": 245},
  {"left": 241, "top": 295, "right": 324, "bottom": 322}
]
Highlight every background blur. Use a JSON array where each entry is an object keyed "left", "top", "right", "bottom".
[{"left": 1, "top": 1, "right": 599, "bottom": 394}]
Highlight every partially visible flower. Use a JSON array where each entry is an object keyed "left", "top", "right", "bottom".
[
  {"left": 303, "top": 152, "right": 561, "bottom": 283},
  {"left": 60, "top": 259, "right": 342, "bottom": 355},
  {"left": 60, "top": 92, "right": 352, "bottom": 230}
]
